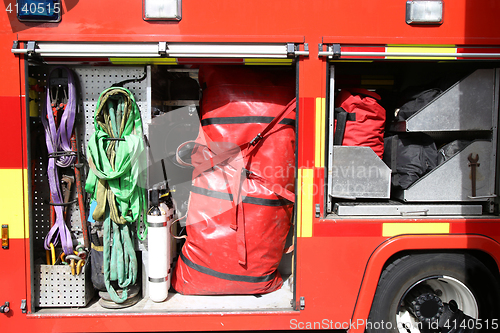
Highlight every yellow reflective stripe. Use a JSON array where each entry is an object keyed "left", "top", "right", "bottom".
[
  {"left": 300, "top": 168, "right": 314, "bottom": 238},
  {"left": 109, "top": 58, "right": 178, "bottom": 65},
  {"left": 0, "top": 169, "right": 28, "bottom": 238},
  {"left": 388, "top": 44, "right": 456, "bottom": 47},
  {"left": 383, "top": 223, "right": 450, "bottom": 237},
  {"left": 244, "top": 58, "right": 293, "bottom": 65},
  {"left": 296, "top": 169, "right": 303, "bottom": 237},
  {"left": 386, "top": 45, "right": 456, "bottom": 60},
  {"left": 315, "top": 98, "right": 325, "bottom": 168}
]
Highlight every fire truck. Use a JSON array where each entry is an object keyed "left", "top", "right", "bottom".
[{"left": 2, "top": 1, "right": 500, "bottom": 332}]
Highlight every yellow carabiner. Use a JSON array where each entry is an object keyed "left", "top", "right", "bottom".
[
  {"left": 76, "top": 259, "right": 85, "bottom": 275},
  {"left": 50, "top": 243, "right": 56, "bottom": 265},
  {"left": 70, "top": 259, "right": 76, "bottom": 275}
]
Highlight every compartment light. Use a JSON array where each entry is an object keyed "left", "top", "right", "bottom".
[
  {"left": 144, "top": 0, "right": 182, "bottom": 21},
  {"left": 406, "top": 0, "right": 443, "bottom": 25}
]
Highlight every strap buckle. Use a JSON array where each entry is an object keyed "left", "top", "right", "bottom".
[{"left": 249, "top": 133, "right": 263, "bottom": 146}]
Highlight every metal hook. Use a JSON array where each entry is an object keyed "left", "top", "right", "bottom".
[{"left": 111, "top": 66, "right": 148, "bottom": 87}]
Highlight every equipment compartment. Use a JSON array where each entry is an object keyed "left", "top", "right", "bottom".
[
  {"left": 327, "top": 62, "right": 500, "bottom": 215},
  {"left": 27, "top": 62, "right": 297, "bottom": 314}
]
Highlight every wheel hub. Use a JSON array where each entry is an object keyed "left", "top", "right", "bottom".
[
  {"left": 408, "top": 292, "right": 445, "bottom": 324},
  {"left": 398, "top": 276, "right": 479, "bottom": 333}
]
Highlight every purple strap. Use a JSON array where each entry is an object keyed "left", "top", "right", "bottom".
[{"left": 42, "top": 67, "right": 77, "bottom": 255}]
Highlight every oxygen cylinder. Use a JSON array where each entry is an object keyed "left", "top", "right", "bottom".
[
  {"left": 159, "top": 200, "right": 174, "bottom": 288},
  {"left": 147, "top": 189, "right": 172, "bottom": 303}
]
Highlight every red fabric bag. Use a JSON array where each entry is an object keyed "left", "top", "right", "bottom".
[
  {"left": 334, "top": 88, "right": 386, "bottom": 158},
  {"left": 171, "top": 65, "right": 296, "bottom": 295}
]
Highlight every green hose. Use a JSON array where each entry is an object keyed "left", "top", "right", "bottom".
[{"left": 85, "top": 87, "right": 147, "bottom": 303}]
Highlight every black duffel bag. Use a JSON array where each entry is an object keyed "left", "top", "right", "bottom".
[
  {"left": 395, "top": 88, "right": 442, "bottom": 121},
  {"left": 437, "top": 140, "right": 471, "bottom": 165},
  {"left": 383, "top": 133, "right": 438, "bottom": 190}
]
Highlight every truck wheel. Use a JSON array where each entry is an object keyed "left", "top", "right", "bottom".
[{"left": 367, "top": 253, "right": 500, "bottom": 333}]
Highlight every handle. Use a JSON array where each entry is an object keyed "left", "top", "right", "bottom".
[{"left": 400, "top": 209, "right": 429, "bottom": 216}]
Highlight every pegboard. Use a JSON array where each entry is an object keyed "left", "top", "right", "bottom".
[
  {"left": 34, "top": 262, "right": 93, "bottom": 307},
  {"left": 73, "top": 66, "right": 151, "bottom": 147},
  {"left": 29, "top": 65, "right": 151, "bottom": 255}
]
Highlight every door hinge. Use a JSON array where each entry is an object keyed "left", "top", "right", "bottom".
[
  {"left": 318, "top": 43, "right": 341, "bottom": 59},
  {"left": 26, "top": 41, "right": 37, "bottom": 55},
  {"left": 20, "top": 299, "right": 27, "bottom": 314},
  {"left": 315, "top": 204, "right": 321, "bottom": 218},
  {"left": 332, "top": 43, "right": 341, "bottom": 59},
  {"left": 300, "top": 296, "right": 305, "bottom": 310},
  {"left": 158, "top": 42, "right": 167, "bottom": 56},
  {"left": 287, "top": 43, "right": 309, "bottom": 57}
]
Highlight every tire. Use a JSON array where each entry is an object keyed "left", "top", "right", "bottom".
[{"left": 367, "top": 253, "right": 500, "bottom": 333}]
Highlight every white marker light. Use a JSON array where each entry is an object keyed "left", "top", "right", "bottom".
[
  {"left": 144, "top": 0, "right": 182, "bottom": 21},
  {"left": 406, "top": 1, "right": 443, "bottom": 25}
]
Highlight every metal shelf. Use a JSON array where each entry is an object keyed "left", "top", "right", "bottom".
[
  {"left": 395, "top": 140, "right": 495, "bottom": 202},
  {"left": 389, "top": 69, "right": 497, "bottom": 132}
]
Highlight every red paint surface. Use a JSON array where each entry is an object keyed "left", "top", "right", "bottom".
[{"left": 0, "top": 96, "right": 26, "bottom": 169}]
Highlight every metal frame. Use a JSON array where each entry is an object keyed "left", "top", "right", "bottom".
[
  {"left": 12, "top": 41, "right": 309, "bottom": 58},
  {"left": 492, "top": 69, "right": 500, "bottom": 207},
  {"left": 318, "top": 44, "right": 500, "bottom": 59},
  {"left": 327, "top": 64, "right": 335, "bottom": 211}
]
